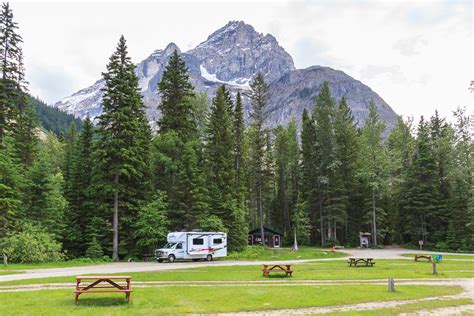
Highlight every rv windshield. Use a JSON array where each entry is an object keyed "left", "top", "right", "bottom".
[{"left": 162, "top": 243, "right": 176, "bottom": 249}]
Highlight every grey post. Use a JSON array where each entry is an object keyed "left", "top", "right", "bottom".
[
  {"left": 432, "top": 261, "right": 437, "bottom": 275},
  {"left": 388, "top": 277, "right": 395, "bottom": 292},
  {"left": 3, "top": 253, "right": 7, "bottom": 267}
]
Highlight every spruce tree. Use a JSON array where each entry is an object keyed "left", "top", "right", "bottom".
[
  {"left": 359, "top": 101, "right": 386, "bottom": 246},
  {"left": 204, "top": 85, "right": 235, "bottom": 225},
  {"left": 175, "top": 140, "right": 209, "bottom": 229},
  {"left": 447, "top": 107, "right": 473, "bottom": 250},
  {"left": 333, "top": 97, "right": 359, "bottom": 244},
  {"left": 300, "top": 108, "right": 318, "bottom": 243},
  {"left": 0, "top": 2, "right": 26, "bottom": 140},
  {"left": 311, "top": 82, "right": 337, "bottom": 245},
  {"left": 401, "top": 117, "right": 439, "bottom": 244},
  {"left": 64, "top": 117, "right": 95, "bottom": 256},
  {"left": 234, "top": 91, "right": 245, "bottom": 203},
  {"left": 95, "top": 35, "right": 151, "bottom": 260},
  {"left": 23, "top": 147, "right": 66, "bottom": 240},
  {"left": 385, "top": 116, "right": 414, "bottom": 244},
  {"left": 0, "top": 135, "right": 23, "bottom": 237},
  {"left": 248, "top": 73, "right": 269, "bottom": 244},
  {"left": 158, "top": 50, "right": 195, "bottom": 139}
]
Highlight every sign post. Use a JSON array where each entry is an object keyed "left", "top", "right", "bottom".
[{"left": 418, "top": 240, "right": 424, "bottom": 250}]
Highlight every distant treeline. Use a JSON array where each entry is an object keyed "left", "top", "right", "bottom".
[{"left": 30, "top": 96, "right": 82, "bottom": 136}]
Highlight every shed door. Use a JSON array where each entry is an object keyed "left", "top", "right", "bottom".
[{"left": 274, "top": 235, "right": 280, "bottom": 248}]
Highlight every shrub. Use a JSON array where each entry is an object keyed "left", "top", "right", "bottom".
[
  {"left": 0, "top": 223, "right": 65, "bottom": 263},
  {"left": 326, "top": 236, "right": 340, "bottom": 248},
  {"left": 84, "top": 237, "right": 104, "bottom": 259},
  {"left": 435, "top": 242, "right": 449, "bottom": 252},
  {"left": 228, "top": 245, "right": 267, "bottom": 260}
]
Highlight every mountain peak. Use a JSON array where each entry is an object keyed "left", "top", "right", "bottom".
[
  {"left": 205, "top": 20, "right": 255, "bottom": 42},
  {"left": 164, "top": 42, "right": 180, "bottom": 55},
  {"left": 189, "top": 21, "right": 295, "bottom": 82}
]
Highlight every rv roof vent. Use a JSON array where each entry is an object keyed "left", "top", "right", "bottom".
[{"left": 191, "top": 229, "right": 203, "bottom": 232}]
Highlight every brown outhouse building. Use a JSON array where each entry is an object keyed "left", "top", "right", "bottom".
[{"left": 248, "top": 226, "right": 282, "bottom": 248}]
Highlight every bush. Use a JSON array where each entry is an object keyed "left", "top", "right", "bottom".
[
  {"left": 435, "top": 242, "right": 449, "bottom": 252},
  {"left": 326, "top": 236, "right": 340, "bottom": 248},
  {"left": 0, "top": 223, "right": 65, "bottom": 263},
  {"left": 84, "top": 237, "right": 104, "bottom": 259},
  {"left": 228, "top": 245, "right": 267, "bottom": 260}
]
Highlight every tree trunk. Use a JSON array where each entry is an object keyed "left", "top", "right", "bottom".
[
  {"left": 258, "top": 186, "right": 265, "bottom": 246},
  {"left": 319, "top": 196, "right": 325, "bottom": 246},
  {"left": 372, "top": 190, "right": 377, "bottom": 246},
  {"left": 112, "top": 174, "right": 119, "bottom": 261}
]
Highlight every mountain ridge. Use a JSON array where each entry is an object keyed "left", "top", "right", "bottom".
[{"left": 54, "top": 20, "right": 398, "bottom": 132}]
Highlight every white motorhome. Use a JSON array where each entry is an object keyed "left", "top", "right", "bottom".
[{"left": 155, "top": 231, "right": 227, "bottom": 263}]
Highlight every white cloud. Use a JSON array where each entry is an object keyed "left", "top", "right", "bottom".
[{"left": 11, "top": 0, "right": 473, "bottom": 121}]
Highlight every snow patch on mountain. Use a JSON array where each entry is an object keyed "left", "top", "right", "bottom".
[{"left": 200, "top": 65, "right": 251, "bottom": 89}]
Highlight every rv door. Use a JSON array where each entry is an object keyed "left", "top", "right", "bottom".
[{"left": 187, "top": 234, "right": 208, "bottom": 255}]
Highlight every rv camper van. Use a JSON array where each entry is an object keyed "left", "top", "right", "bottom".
[{"left": 155, "top": 231, "right": 227, "bottom": 263}]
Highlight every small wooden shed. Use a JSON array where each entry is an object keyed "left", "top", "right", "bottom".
[{"left": 248, "top": 226, "right": 282, "bottom": 248}]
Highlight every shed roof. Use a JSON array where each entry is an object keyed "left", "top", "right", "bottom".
[{"left": 248, "top": 226, "right": 283, "bottom": 236}]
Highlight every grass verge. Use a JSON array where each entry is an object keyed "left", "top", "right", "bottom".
[
  {"left": 0, "top": 284, "right": 463, "bottom": 315},
  {"left": 1, "top": 259, "right": 473, "bottom": 286},
  {"left": 227, "top": 246, "right": 347, "bottom": 260}
]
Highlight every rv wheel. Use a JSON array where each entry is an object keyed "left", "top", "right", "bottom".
[
  {"left": 206, "top": 254, "right": 213, "bottom": 261},
  {"left": 168, "top": 254, "right": 176, "bottom": 263}
]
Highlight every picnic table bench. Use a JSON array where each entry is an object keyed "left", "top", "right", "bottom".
[
  {"left": 415, "top": 255, "right": 432, "bottom": 262},
  {"left": 347, "top": 258, "right": 375, "bottom": 267},
  {"left": 262, "top": 264, "right": 293, "bottom": 277},
  {"left": 74, "top": 275, "right": 132, "bottom": 304}
]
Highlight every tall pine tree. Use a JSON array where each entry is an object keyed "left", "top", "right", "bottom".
[{"left": 95, "top": 35, "right": 151, "bottom": 260}]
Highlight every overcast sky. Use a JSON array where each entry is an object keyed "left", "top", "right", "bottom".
[{"left": 12, "top": 0, "right": 473, "bottom": 120}]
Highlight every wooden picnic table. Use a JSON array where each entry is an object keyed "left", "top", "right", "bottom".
[
  {"left": 74, "top": 275, "right": 132, "bottom": 304},
  {"left": 414, "top": 255, "right": 432, "bottom": 262},
  {"left": 347, "top": 258, "right": 375, "bottom": 267},
  {"left": 262, "top": 263, "right": 293, "bottom": 277}
]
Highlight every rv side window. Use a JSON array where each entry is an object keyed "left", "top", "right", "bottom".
[
  {"left": 193, "top": 238, "right": 204, "bottom": 245},
  {"left": 213, "top": 238, "right": 222, "bottom": 244},
  {"left": 176, "top": 243, "right": 182, "bottom": 249}
]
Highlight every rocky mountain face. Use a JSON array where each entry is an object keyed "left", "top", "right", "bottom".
[{"left": 54, "top": 20, "right": 398, "bottom": 132}]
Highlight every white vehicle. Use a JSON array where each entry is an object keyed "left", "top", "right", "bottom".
[{"left": 155, "top": 231, "right": 227, "bottom": 263}]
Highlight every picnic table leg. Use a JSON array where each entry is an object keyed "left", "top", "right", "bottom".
[
  {"left": 74, "top": 279, "right": 81, "bottom": 305},
  {"left": 126, "top": 278, "right": 131, "bottom": 303}
]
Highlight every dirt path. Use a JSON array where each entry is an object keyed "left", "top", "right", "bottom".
[
  {"left": 0, "top": 248, "right": 472, "bottom": 283},
  {"left": 214, "top": 278, "right": 474, "bottom": 315},
  {"left": 0, "top": 278, "right": 471, "bottom": 292}
]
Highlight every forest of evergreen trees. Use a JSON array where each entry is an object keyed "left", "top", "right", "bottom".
[{"left": 0, "top": 3, "right": 472, "bottom": 263}]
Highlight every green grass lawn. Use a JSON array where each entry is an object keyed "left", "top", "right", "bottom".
[
  {"left": 2, "top": 259, "right": 473, "bottom": 286},
  {"left": 227, "top": 246, "right": 347, "bottom": 260},
  {"left": 402, "top": 253, "right": 474, "bottom": 260},
  {"left": 0, "top": 284, "right": 463, "bottom": 315}
]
